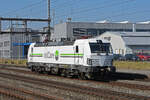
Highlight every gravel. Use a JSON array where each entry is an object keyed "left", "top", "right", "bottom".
[{"left": 0, "top": 68, "right": 150, "bottom": 98}]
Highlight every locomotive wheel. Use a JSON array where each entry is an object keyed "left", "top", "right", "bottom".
[
  {"left": 65, "top": 70, "right": 71, "bottom": 78},
  {"left": 60, "top": 69, "right": 70, "bottom": 77},
  {"left": 40, "top": 67, "right": 45, "bottom": 74},
  {"left": 79, "top": 72, "right": 87, "bottom": 80},
  {"left": 109, "top": 66, "right": 116, "bottom": 73},
  {"left": 85, "top": 73, "right": 92, "bottom": 80},
  {"left": 34, "top": 67, "right": 39, "bottom": 73},
  {"left": 99, "top": 69, "right": 109, "bottom": 79},
  {"left": 47, "top": 71, "right": 51, "bottom": 75},
  {"left": 31, "top": 66, "right": 35, "bottom": 72},
  {"left": 60, "top": 69, "right": 66, "bottom": 77},
  {"left": 38, "top": 67, "right": 43, "bottom": 74}
]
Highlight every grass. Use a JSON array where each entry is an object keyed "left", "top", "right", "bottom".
[
  {"left": 0, "top": 59, "right": 27, "bottom": 67},
  {"left": 114, "top": 61, "right": 150, "bottom": 70},
  {"left": 0, "top": 59, "right": 150, "bottom": 70}
]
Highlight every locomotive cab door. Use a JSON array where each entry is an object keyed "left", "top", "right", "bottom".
[{"left": 30, "top": 47, "right": 33, "bottom": 62}]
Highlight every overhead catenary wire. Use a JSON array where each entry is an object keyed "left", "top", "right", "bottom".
[
  {"left": 0, "top": 0, "right": 137, "bottom": 23},
  {"left": 66, "top": 1, "right": 139, "bottom": 22},
  {"left": 20, "top": 1, "right": 47, "bottom": 18},
  {"left": 54, "top": 0, "right": 136, "bottom": 20},
  {"left": 51, "top": 0, "right": 82, "bottom": 12},
  {"left": 54, "top": 0, "right": 114, "bottom": 18},
  {"left": 0, "top": 0, "right": 148, "bottom": 25},
  {"left": 104, "top": 10, "right": 150, "bottom": 22},
  {"left": 54, "top": 0, "right": 136, "bottom": 23},
  {"left": 0, "top": 0, "right": 46, "bottom": 17}
]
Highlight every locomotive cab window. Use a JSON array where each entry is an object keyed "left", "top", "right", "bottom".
[
  {"left": 75, "top": 46, "right": 79, "bottom": 53},
  {"left": 89, "top": 43, "right": 111, "bottom": 53}
]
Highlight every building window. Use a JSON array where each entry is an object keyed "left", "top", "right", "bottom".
[
  {"left": 73, "top": 28, "right": 133, "bottom": 38},
  {"left": 31, "top": 35, "right": 40, "bottom": 42},
  {"left": 0, "top": 42, "right": 3, "bottom": 47},
  {"left": 4, "top": 41, "right": 10, "bottom": 47},
  {"left": 87, "top": 29, "right": 99, "bottom": 36},
  {"left": 73, "top": 28, "right": 87, "bottom": 36},
  {"left": 104, "top": 37, "right": 111, "bottom": 41},
  {"left": 4, "top": 50, "right": 9, "bottom": 57},
  {"left": 0, "top": 50, "right": 3, "bottom": 57}
]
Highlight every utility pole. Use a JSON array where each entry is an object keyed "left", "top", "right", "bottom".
[
  {"left": 52, "top": 9, "right": 55, "bottom": 27},
  {"left": 0, "top": 19, "right": 1, "bottom": 34},
  {"left": 48, "top": 0, "right": 51, "bottom": 41}
]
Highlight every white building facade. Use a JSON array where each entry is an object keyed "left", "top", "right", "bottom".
[{"left": 97, "top": 32, "right": 150, "bottom": 55}]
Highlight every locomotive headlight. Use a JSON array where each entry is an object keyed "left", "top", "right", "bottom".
[{"left": 87, "top": 58, "right": 92, "bottom": 65}]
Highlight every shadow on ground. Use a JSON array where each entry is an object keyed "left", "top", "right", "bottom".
[{"left": 95, "top": 72, "right": 149, "bottom": 82}]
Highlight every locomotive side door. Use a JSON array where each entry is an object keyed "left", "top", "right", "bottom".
[{"left": 74, "top": 45, "right": 79, "bottom": 65}]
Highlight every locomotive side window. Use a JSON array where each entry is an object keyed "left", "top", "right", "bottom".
[{"left": 76, "top": 46, "right": 79, "bottom": 53}]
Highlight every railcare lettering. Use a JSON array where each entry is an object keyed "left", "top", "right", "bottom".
[{"left": 44, "top": 52, "right": 54, "bottom": 58}]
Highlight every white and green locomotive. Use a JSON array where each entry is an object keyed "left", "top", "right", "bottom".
[{"left": 27, "top": 39, "right": 116, "bottom": 79}]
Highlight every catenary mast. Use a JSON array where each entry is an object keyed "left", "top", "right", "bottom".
[{"left": 48, "top": 0, "right": 51, "bottom": 41}]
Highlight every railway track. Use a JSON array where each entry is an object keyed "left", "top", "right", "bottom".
[
  {"left": 0, "top": 71, "right": 149, "bottom": 100},
  {"left": 1, "top": 65, "right": 150, "bottom": 82},
  {"left": 1, "top": 67, "right": 150, "bottom": 91},
  {"left": 0, "top": 89, "right": 32, "bottom": 100},
  {"left": 0, "top": 84, "right": 60, "bottom": 100},
  {"left": 1, "top": 64, "right": 150, "bottom": 80}
]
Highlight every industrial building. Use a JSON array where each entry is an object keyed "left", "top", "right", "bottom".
[
  {"left": 52, "top": 22, "right": 150, "bottom": 41},
  {"left": 1, "top": 21, "right": 150, "bottom": 59},
  {"left": 0, "top": 17, "right": 51, "bottom": 59},
  {"left": 0, "top": 28, "right": 42, "bottom": 59},
  {"left": 97, "top": 32, "right": 150, "bottom": 55}
]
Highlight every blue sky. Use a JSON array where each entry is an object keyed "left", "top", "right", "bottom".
[{"left": 0, "top": 0, "right": 150, "bottom": 25}]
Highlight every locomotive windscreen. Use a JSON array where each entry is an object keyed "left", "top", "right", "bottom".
[{"left": 89, "top": 43, "right": 111, "bottom": 53}]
